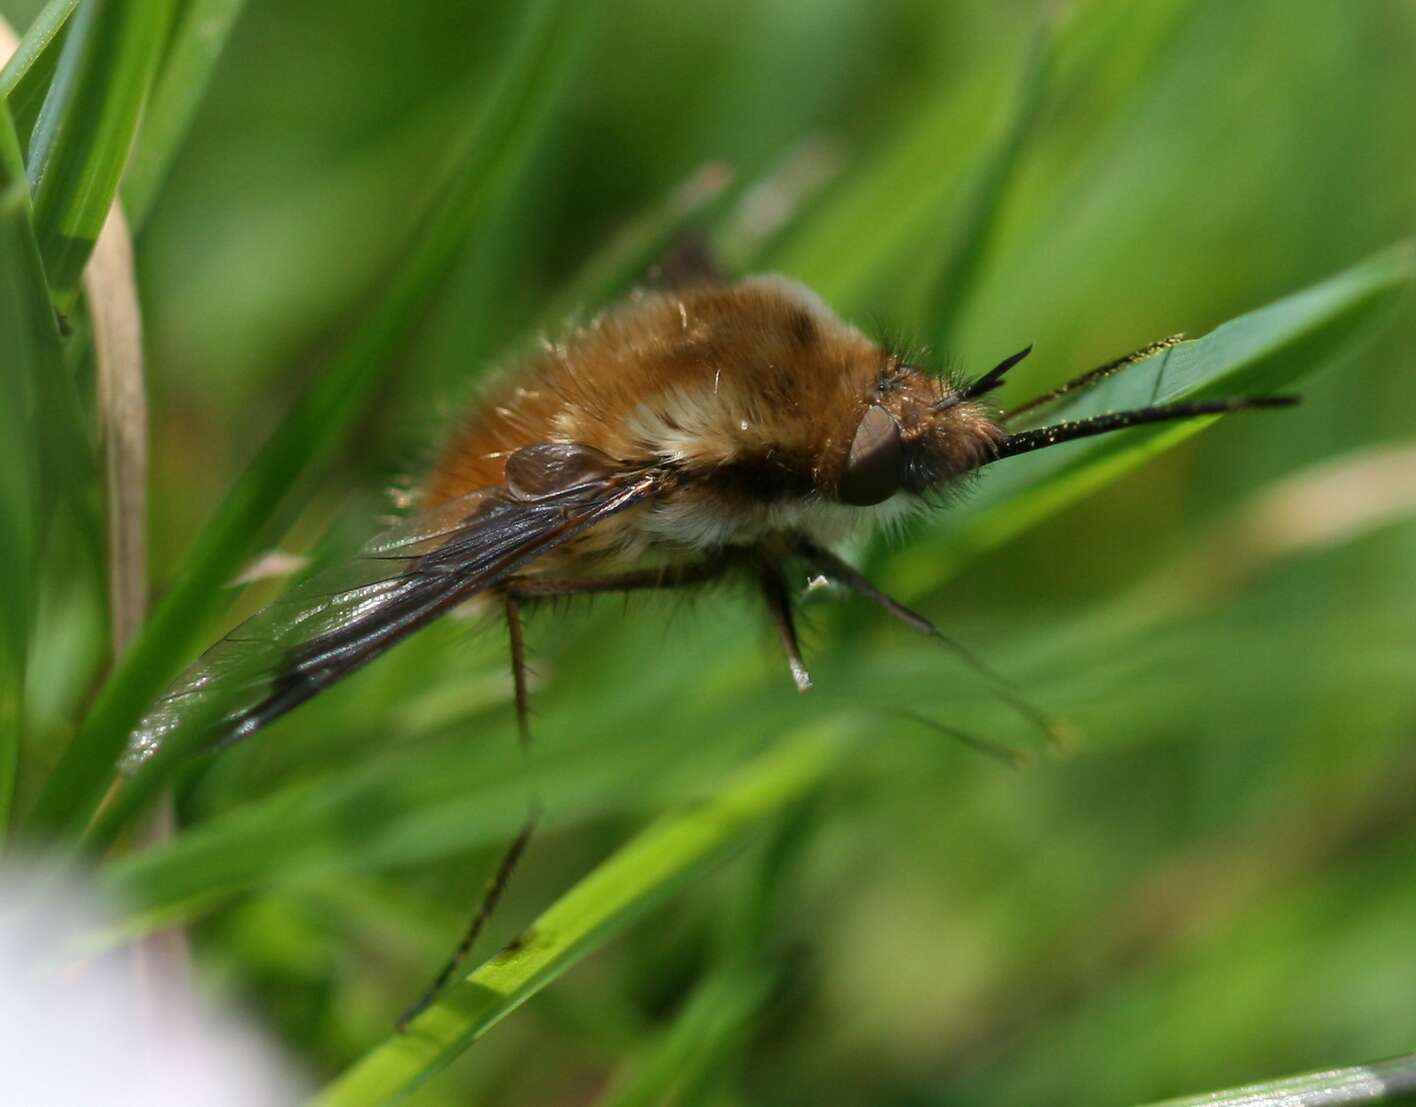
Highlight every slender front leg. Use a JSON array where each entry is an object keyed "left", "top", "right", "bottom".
[
  {"left": 758, "top": 564, "right": 813, "bottom": 692},
  {"left": 397, "top": 560, "right": 731, "bottom": 1029},
  {"left": 397, "top": 809, "right": 537, "bottom": 1031},
  {"left": 795, "top": 539, "right": 938, "bottom": 638},
  {"left": 398, "top": 594, "right": 542, "bottom": 1030},
  {"left": 795, "top": 537, "right": 1066, "bottom": 747}
]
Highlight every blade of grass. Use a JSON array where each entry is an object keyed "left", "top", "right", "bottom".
[
  {"left": 1136, "top": 1052, "right": 1416, "bottom": 1107},
  {"left": 120, "top": 0, "right": 249, "bottom": 228},
  {"left": 0, "top": 18, "right": 98, "bottom": 521},
  {"left": 0, "top": 179, "right": 43, "bottom": 845},
  {"left": 884, "top": 239, "right": 1416, "bottom": 597},
  {"left": 0, "top": 71, "right": 97, "bottom": 844},
  {"left": 97, "top": 697, "right": 745, "bottom": 928},
  {"left": 21, "top": 0, "right": 592, "bottom": 844},
  {"left": 26, "top": 0, "right": 176, "bottom": 302},
  {"left": 923, "top": 7, "right": 1063, "bottom": 354},
  {"left": 0, "top": 0, "right": 78, "bottom": 146},
  {"left": 307, "top": 723, "right": 848, "bottom": 1107}
]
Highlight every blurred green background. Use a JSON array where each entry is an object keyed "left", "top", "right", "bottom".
[{"left": 5, "top": 0, "right": 1416, "bottom": 1103}]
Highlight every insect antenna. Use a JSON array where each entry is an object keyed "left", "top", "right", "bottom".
[
  {"left": 986, "top": 395, "right": 1299, "bottom": 464},
  {"left": 935, "top": 344, "right": 1034, "bottom": 412},
  {"left": 1002, "top": 335, "right": 1185, "bottom": 425}
]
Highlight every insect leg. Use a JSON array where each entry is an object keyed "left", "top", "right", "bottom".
[
  {"left": 795, "top": 539, "right": 937, "bottom": 638},
  {"left": 795, "top": 538, "right": 1067, "bottom": 747},
  {"left": 505, "top": 593, "right": 532, "bottom": 747},
  {"left": 397, "top": 595, "right": 542, "bottom": 1029},
  {"left": 758, "top": 564, "right": 813, "bottom": 692},
  {"left": 396, "top": 810, "right": 537, "bottom": 1032},
  {"left": 398, "top": 561, "right": 732, "bottom": 1028}
]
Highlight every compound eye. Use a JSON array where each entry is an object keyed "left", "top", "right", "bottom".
[{"left": 838, "top": 404, "right": 903, "bottom": 506}]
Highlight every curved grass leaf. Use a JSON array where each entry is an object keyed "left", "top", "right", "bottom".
[
  {"left": 0, "top": 100, "right": 96, "bottom": 841},
  {"left": 0, "top": 180, "right": 43, "bottom": 841},
  {"left": 0, "top": 0, "right": 78, "bottom": 146},
  {"left": 307, "top": 724, "right": 848, "bottom": 1107},
  {"left": 0, "top": 76, "right": 96, "bottom": 507},
  {"left": 26, "top": 0, "right": 175, "bottom": 300},
  {"left": 121, "top": 0, "right": 249, "bottom": 228},
  {"left": 1137, "top": 1051, "right": 1416, "bottom": 1107},
  {"left": 20, "top": 0, "right": 592, "bottom": 844},
  {"left": 97, "top": 687, "right": 770, "bottom": 931}
]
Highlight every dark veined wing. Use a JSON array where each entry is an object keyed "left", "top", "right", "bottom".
[{"left": 128, "top": 447, "right": 660, "bottom": 761}]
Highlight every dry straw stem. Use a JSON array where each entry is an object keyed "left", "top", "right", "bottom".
[
  {"left": 80, "top": 198, "right": 196, "bottom": 1016},
  {"left": 84, "top": 203, "right": 148, "bottom": 654}
]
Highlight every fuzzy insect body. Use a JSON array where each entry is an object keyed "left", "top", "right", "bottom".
[
  {"left": 133, "top": 272, "right": 1292, "bottom": 755},
  {"left": 427, "top": 275, "right": 1000, "bottom": 565}
]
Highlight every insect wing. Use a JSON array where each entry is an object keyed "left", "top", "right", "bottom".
[{"left": 129, "top": 468, "right": 658, "bottom": 759}]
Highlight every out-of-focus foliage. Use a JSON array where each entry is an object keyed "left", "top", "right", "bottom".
[{"left": 3, "top": 0, "right": 1414, "bottom": 1104}]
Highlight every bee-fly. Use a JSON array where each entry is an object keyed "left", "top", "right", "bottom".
[{"left": 132, "top": 273, "right": 1295, "bottom": 1023}]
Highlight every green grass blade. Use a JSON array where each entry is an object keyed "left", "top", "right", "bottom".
[
  {"left": 20, "top": 0, "right": 591, "bottom": 844},
  {"left": 0, "top": 65, "right": 95, "bottom": 503},
  {"left": 0, "top": 98, "right": 36, "bottom": 842},
  {"left": 98, "top": 707, "right": 720, "bottom": 928},
  {"left": 25, "top": 0, "right": 176, "bottom": 300},
  {"left": 0, "top": 88, "right": 95, "bottom": 838},
  {"left": 0, "top": 67, "right": 27, "bottom": 186},
  {"left": 1137, "top": 1052, "right": 1416, "bottom": 1107},
  {"left": 886, "top": 240, "right": 1416, "bottom": 596},
  {"left": 924, "top": 11, "right": 1062, "bottom": 354},
  {"left": 308, "top": 725, "right": 848, "bottom": 1107},
  {"left": 0, "top": 180, "right": 43, "bottom": 844},
  {"left": 120, "top": 0, "right": 249, "bottom": 228},
  {"left": 0, "top": 0, "right": 78, "bottom": 146}
]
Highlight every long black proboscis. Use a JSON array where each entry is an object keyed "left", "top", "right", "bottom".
[{"left": 986, "top": 395, "right": 1299, "bottom": 463}]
